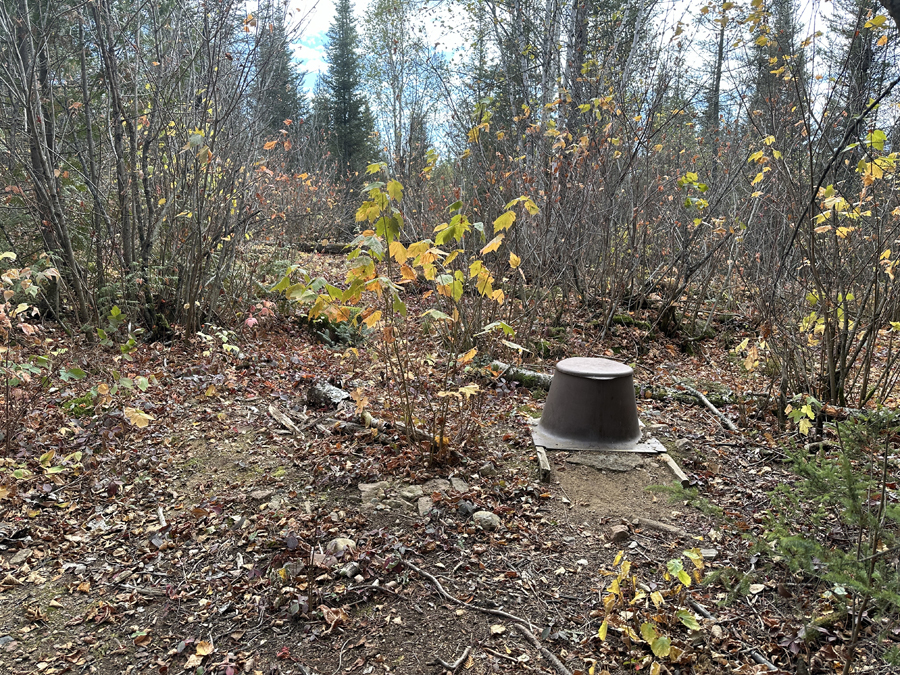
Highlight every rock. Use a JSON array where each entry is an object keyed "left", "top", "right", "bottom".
[
  {"left": 700, "top": 548, "right": 718, "bottom": 560},
  {"left": 339, "top": 562, "right": 361, "bottom": 578},
  {"left": 384, "top": 498, "right": 413, "bottom": 511},
  {"left": 353, "top": 574, "right": 365, "bottom": 584},
  {"left": 566, "top": 453, "right": 644, "bottom": 472},
  {"left": 450, "top": 476, "right": 469, "bottom": 493},
  {"left": 575, "top": 558, "right": 589, "bottom": 567},
  {"left": 675, "top": 438, "right": 693, "bottom": 451},
  {"left": 307, "top": 381, "right": 351, "bottom": 408},
  {"left": 0, "top": 636, "right": 13, "bottom": 647},
  {"left": 358, "top": 481, "right": 389, "bottom": 506},
  {"left": 609, "top": 524, "right": 630, "bottom": 543},
  {"left": 417, "top": 497, "right": 433, "bottom": 517},
  {"left": 478, "top": 462, "right": 497, "bottom": 477},
  {"left": 422, "top": 478, "right": 451, "bottom": 495},
  {"left": 398, "top": 485, "right": 424, "bottom": 500},
  {"left": 457, "top": 500, "right": 477, "bottom": 519},
  {"left": 473, "top": 511, "right": 501, "bottom": 531},
  {"left": 325, "top": 538, "right": 356, "bottom": 557},
  {"left": 9, "top": 549, "right": 31, "bottom": 565},
  {"left": 249, "top": 489, "right": 275, "bottom": 501}
]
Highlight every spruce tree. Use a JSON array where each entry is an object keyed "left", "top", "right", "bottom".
[
  {"left": 320, "top": 0, "right": 376, "bottom": 177},
  {"left": 256, "top": 8, "right": 309, "bottom": 135}
]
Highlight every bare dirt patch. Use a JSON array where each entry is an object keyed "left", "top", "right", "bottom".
[{"left": 551, "top": 450, "right": 684, "bottom": 524}]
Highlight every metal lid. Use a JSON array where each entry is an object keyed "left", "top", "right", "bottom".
[{"left": 555, "top": 357, "right": 632, "bottom": 380}]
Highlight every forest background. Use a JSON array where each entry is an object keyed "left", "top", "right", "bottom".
[
  {"left": 5, "top": 0, "right": 900, "bottom": 413},
  {"left": 2, "top": 0, "right": 900, "bottom": 673}
]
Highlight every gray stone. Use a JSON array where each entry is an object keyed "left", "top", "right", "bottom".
[
  {"left": 398, "top": 485, "right": 424, "bottom": 500},
  {"left": 339, "top": 562, "right": 361, "bottom": 578},
  {"left": 422, "top": 478, "right": 451, "bottom": 495},
  {"left": 566, "top": 453, "right": 644, "bottom": 473},
  {"left": 700, "top": 548, "right": 718, "bottom": 560},
  {"left": 249, "top": 489, "right": 275, "bottom": 501},
  {"left": 325, "top": 538, "right": 356, "bottom": 557},
  {"left": 675, "top": 438, "right": 693, "bottom": 451},
  {"left": 417, "top": 497, "right": 433, "bottom": 517},
  {"left": 450, "top": 477, "right": 469, "bottom": 493},
  {"left": 457, "top": 500, "right": 477, "bottom": 519},
  {"left": 307, "top": 381, "right": 351, "bottom": 408},
  {"left": 473, "top": 511, "right": 501, "bottom": 531},
  {"left": 478, "top": 462, "right": 497, "bottom": 477},
  {"left": 384, "top": 498, "right": 413, "bottom": 511},
  {"left": 358, "top": 481, "right": 390, "bottom": 505},
  {"left": 9, "top": 549, "right": 31, "bottom": 565},
  {"left": 609, "top": 524, "right": 630, "bottom": 543},
  {"left": 0, "top": 636, "right": 13, "bottom": 647}
]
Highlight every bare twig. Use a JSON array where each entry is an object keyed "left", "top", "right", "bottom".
[
  {"left": 512, "top": 623, "right": 573, "bottom": 675},
  {"left": 431, "top": 645, "right": 471, "bottom": 672},
  {"left": 403, "top": 560, "right": 531, "bottom": 627},
  {"left": 688, "top": 599, "right": 778, "bottom": 671},
  {"left": 675, "top": 380, "right": 739, "bottom": 432}
]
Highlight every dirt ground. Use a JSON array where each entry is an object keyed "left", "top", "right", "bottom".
[{"left": 1, "top": 290, "right": 893, "bottom": 675}]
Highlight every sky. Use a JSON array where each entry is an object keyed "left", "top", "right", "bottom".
[
  {"left": 290, "top": 0, "right": 340, "bottom": 90},
  {"left": 287, "top": 0, "right": 463, "bottom": 91}
]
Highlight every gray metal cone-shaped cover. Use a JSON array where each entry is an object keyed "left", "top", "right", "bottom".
[{"left": 532, "top": 357, "right": 642, "bottom": 451}]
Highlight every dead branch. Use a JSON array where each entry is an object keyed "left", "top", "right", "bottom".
[
  {"left": 512, "top": 623, "right": 574, "bottom": 675},
  {"left": 675, "top": 380, "right": 739, "bottom": 432},
  {"left": 431, "top": 645, "right": 471, "bottom": 672},
  {"left": 633, "top": 516, "right": 687, "bottom": 537},
  {"left": 403, "top": 560, "right": 530, "bottom": 627}
]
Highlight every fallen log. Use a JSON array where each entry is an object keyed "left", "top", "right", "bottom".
[
  {"left": 490, "top": 361, "right": 553, "bottom": 389},
  {"left": 490, "top": 361, "right": 735, "bottom": 409},
  {"left": 294, "top": 241, "right": 350, "bottom": 254}
]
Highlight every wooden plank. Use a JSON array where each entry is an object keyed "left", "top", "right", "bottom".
[
  {"left": 535, "top": 447, "right": 552, "bottom": 482},
  {"left": 658, "top": 453, "right": 690, "bottom": 487}
]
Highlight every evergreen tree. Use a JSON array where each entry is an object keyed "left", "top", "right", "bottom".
[
  {"left": 255, "top": 7, "right": 309, "bottom": 135},
  {"left": 320, "top": 0, "right": 376, "bottom": 177}
]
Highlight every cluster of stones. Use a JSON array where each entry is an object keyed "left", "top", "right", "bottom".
[{"left": 357, "top": 468, "right": 501, "bottom": 531}]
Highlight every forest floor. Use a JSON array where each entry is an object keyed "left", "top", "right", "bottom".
[{"left": 0, "top": 251, "right": 896, "bottom": 675}]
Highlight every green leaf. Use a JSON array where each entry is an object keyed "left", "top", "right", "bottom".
[
  {"left": 386, "top": 180, "right": 403, "bottom": 201},
  {"left": 0, "top": 251, "right": 16, "bottom": 260},
  {"left": 12, "top": 469, "right": 32, "bottom": 479},
  {"left": 422, "top": 309, "right": 452, "bottom": 321},
  {"left": 478, "top": 320, "right": 515, "bottom": 336},
  {"left": 866, "top": 129, "right": 887, "bottom": 151},
  {"left": 136, "top": 376, "right": 149, "bottom": 392},
  {"left": 45, "top": 466, "right": 66, "bottom": 474},
  {"left": 677, "top": 570, "right": 692, "bottom": 586},
  {"left": 650, "top": 635, "right": 672, "bottom": 658},
  {"left": 60, "top": 367, "right": 86, "bottom": 381},
  {"left": 676, "top": 609, "right": 701, "bottom": 630},
  {"left": 641, "top": 622, "right": 658, "bottom": 643},
  {"left": 449, "top": 200, "right": 463, "bottom": 212}
]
